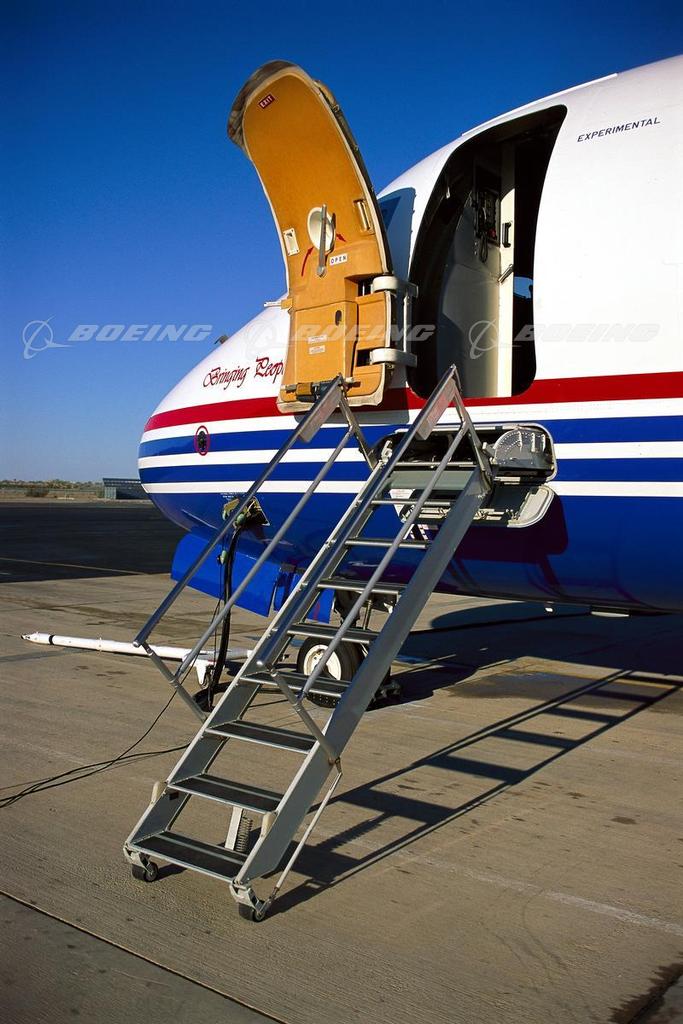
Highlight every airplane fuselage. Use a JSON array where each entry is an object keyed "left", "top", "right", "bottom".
[{"left": 138, "top": 55, "right": 683, "bottom": 615}]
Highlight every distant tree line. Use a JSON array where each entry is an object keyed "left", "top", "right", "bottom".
[{"left": 0, "top": 480, "right": 105, "bottom": 498}]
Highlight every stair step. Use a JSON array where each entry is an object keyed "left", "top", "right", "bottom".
[
  {"left": 242, "top": 671, "right": 347, "bottom": 700},
  {"left": 130, "top": 830, "right": 246, "bottom": 880},
  {"left": 317, "top": 577, "right": 404, "bottom": 596},
  {"left": 206, "top": 720, "right": 316, "bottom": 753},
  {"left": 287, "top": 622, "right": 378, "bottom": 644},
  {"left": 344, "top": 537, "right": 429, "bottom": 550},
  {"left": 170, "top": 774, "right": 282, "bottom": 814}
]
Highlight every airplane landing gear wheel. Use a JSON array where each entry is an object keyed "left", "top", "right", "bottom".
[
  {"left": 296, "top": 637, "right": 361, "bottom": 682},
  {"left": 296, "top": 638, "right": 395, "bottom": 706},
  {"left": 296, "top": 638, "right": 361, "bottom": 706}
]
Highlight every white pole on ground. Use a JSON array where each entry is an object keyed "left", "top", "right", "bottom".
[{"left": 21, "top": 632, "right": 251, "bottom": 686}]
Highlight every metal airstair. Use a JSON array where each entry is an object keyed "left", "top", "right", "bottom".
[{"left": 124, "top": 367, "right": 499, "bottom": 919}]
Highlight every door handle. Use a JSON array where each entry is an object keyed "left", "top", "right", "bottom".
[{"left": 317, "top": 204, "right": 328, "bottom": 278}]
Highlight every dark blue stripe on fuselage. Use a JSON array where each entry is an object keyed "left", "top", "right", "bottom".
[
  {"left": 139, "top": 461, "right": 369, "bottom": 484},
  {"left": 139, "top": 423, "right": 396, "bottom": 458},
  {"left": 542, "top": 415, "right": 683, "bottom": 442},
  {"left": 139, "top": 415, "right": 683, "bottom": 460}
]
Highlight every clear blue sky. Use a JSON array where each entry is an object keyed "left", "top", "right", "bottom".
[{"left": 2, "top": 0, "right": 681, "bottom": 480}]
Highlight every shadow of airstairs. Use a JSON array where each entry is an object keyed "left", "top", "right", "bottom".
[{"left": 268, "top": 666, "right": 681, "bottom": 916}]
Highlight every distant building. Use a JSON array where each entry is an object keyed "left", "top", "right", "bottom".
[{"left": 102, "top": 477, "right": 147, "bottom": 500}]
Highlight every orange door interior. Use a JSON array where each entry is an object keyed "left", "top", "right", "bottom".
[{"left": 229, "top": 61, "right": 394, "bottom": 411}]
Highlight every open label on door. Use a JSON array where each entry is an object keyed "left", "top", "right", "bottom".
[{"left": 229, "top": 61, "right": 396, "bottom": 411}]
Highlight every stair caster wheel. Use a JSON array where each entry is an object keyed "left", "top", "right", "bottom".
[
  {"left": 131, "top": 860, "right": 158, "bottom": 883},
  {"left": 237, "top": 901, "right": 269, "bottom": 922}
]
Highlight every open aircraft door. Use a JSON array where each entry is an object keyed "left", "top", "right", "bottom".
[{"left": 229, "top": 62, "right": 415, "bottom": 412}]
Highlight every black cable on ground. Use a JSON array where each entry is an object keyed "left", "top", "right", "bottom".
[
  {"left": 3, "top": 509, "right": 257, "bottom": 807},
  {"left": 0, "top": 692, "right": 180, "bottom": 809}
]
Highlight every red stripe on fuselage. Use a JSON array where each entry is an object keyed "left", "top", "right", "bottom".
[{"left": 143, "top": 370, "right": 683, "bottom": 433}]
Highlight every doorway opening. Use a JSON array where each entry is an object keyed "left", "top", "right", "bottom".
[{"left": 408, "top": 106, "right": 566, "bottom": 399}]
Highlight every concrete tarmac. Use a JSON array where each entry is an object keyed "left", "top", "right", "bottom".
[{"left": 0, "top": 502, "right": 681, "bottom": 1023}]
